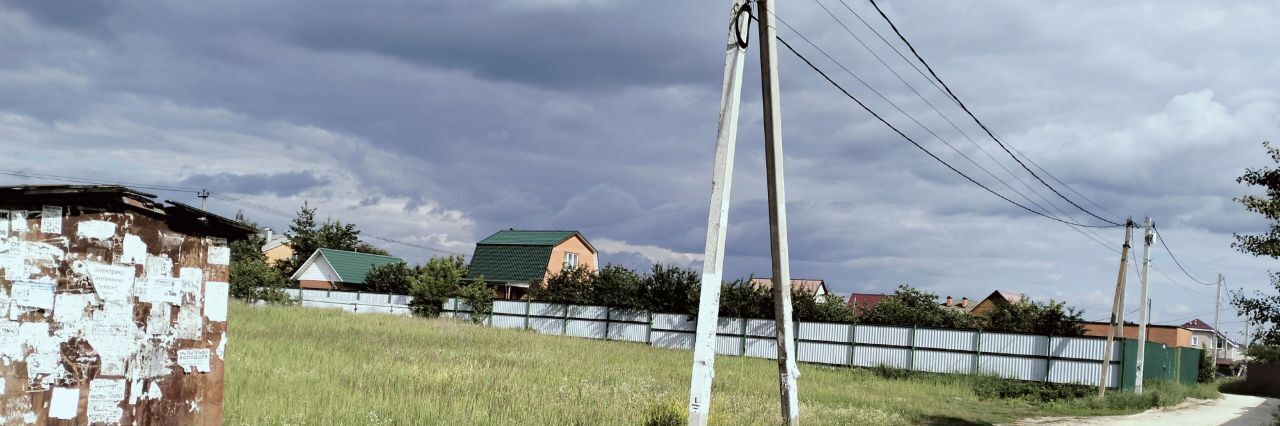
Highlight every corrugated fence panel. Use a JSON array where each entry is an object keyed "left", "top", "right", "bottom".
[
  {"left": 718, "top": 318, "right": 744, "bottom": 334},
  {"left": 981, "top": 332, "right": 1047, "bottom": 357},
  {"left": 357, "top": 304, "right": 394, "bottom": 314},
  {"left": 492, "top": 315, "right": 525, "bottom": 329},
  {"left": 798, "top": 341, "right": 850, "bottom": 365},
  {"left": 493, "top": 300, "right": 527, "bottom": 315},
  {"left": 915, "top": 329, "right": 976, "bottom": 352},
  {"left": 651, "top": 331, "right": 694, "bottom": 350},
  {"left": 390, "top": 294, "right": 411, "bottom": 305},
  {"left": 716, "top": 336, "right": 743, "bottom": 356},
  {"left": 610, "top": 309, "right": 649, "bottom": 323},
  {"left": 301, "top": 300, "right": 345, "bottom": 310},
  {"left": 652, "top": 314, "right": 695, "bottom": 332},
  {"left": 1049, "top": 359, "right": 1116, "bottom": 387},
  {"left": 745, "top": 319, "right": 776, "bottom": 337},
  {"left": 299, "top": 289, "right": 324, "bottom": 300},
  {"left": 608, "top": 323, "right": 648, "bottom": 342},
  {"left": 529, "top": 318, "right": 565, "bottom": 336},
  {"left": 388, "top": 306, "right": 412, "bottom": 316},
  {"left": 913, "top": 350, "right": 974, "bottom": 374},
  {"left": 800, "top": 322, "right": 850, "bottom": 343},
  {"left": 566, "top": 319, "right": 606, "bottom": 338},
  {"left": 530, "top": 302, "right": 566, "bottom": 318},
  {"left": 979, "top": 355, "right": 1047, "bottom": 382},
  {"left": 855, "top": 325, "right": 911, "bottom": 346},
  {"left": 570, "top": 305, "right": 608, "bottom": 320},
  {"left": 745, "top": 337, "right": 778, "bottom": 359},
  {"left": 1049, "top": 336, "right": 1118, "bottom": 361},
  {"left": 327, "top": 291, "right": 358, "bottom": 302},
  {"left": 853, "top": 346, "right": 909, "bottom": 368},
  {"left": 454, "top": 312, "right": 474, "bottom": 322}
]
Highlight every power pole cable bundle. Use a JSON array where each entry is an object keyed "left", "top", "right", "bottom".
[{"left": 1099, "top": 218, "right": 1133, "bottom": 397}]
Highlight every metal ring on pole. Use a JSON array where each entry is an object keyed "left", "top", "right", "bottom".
[{"left": 733, "top": 3, "right": 752, "bottom": 49}]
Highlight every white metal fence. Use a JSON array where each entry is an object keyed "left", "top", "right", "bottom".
[{"left": 282, "top": 289, "right": 1122, "bottom": 387}]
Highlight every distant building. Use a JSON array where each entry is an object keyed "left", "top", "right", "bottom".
[
  {"left": 289, "top": 248, "right": 404, "bottom": 291},
  {"left": 260, "top": 227, "right": 292, "bottom": 266},
  {"left": 1080, "top": 321, "right": 1193, "bottom": 348},
  {"left": 1181, "top": 319, "right": 1245, "bottom": 366},
  {"left": 846, "top": 293, "right": 886, "bottom": 316},
  {"left": 466, "top": 229, "right": 598, "bottom": 299},
  {"left": 969, "top": 290, "right": 1023, "bottom": 315},
  {"left": 940, "top": 295, "right": 974, "bottom": 313},
  {"left": 748, "top": 278, "right": 828, "bottom": 296}
]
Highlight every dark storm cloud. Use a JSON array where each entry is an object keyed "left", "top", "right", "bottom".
[
  {"left": 1, "top": 0, "right": 117, "bottom": 34},
  {"left": 180, "top": 171, "right": 328, "bottom": 197}
]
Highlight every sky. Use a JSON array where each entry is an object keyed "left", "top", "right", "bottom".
[{"left": 2, "top": 0, "right": 1277, "bottom": 342}]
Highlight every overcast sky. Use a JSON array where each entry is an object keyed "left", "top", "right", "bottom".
[{"left": 2, "top": 0, "right": 1276, "bottom": 341}]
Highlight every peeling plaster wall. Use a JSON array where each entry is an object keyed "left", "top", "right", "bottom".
[{"left": 0, "top": 204, "right": 228, "bottom": 425}]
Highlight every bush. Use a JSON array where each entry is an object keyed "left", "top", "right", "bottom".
[
  {"left": 1249, "top": 345, "right": 1280, "bottom": 364},
  {"left": 229, "top": 247, "right": 295, "bottom": 305},
  {"left": 642, "top": 401, "right": 685, "bottom": 426},
  {"left": 593, "top": 264, "right": 645, "bottom": 308},
  {"left": 458, "top": 277, "right": 493, "bottom": 324},
  {"left": 531, "top": 266, "right": 595, "bottom": 304},
  {"left": 407, "top": 256, "right": 467, "bottom": 317},
  {"left": 860, "top": 285, "right": 972, "bottom": 329},
  {"left": 364, "top": 262, "right": 414, "bottom": 294},
  {"left": 971, "top": 376, "right": 1092, "bottom": 403},
  {"left": 1199, "top": 349, "right": 1216, "bottom": 383},
  {"left": 642, "top": 263, "right": 700, "bottom": 315}
]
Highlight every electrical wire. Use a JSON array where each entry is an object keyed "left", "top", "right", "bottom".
[
  {"left": 1151, "top": 223, "right": 1218, "bottom": 286},
  {"left": 864, "top": 0, "right": 1124, "bottom": 227}
]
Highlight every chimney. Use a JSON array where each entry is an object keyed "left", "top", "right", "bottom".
[
  {"left": 944, "top": 296, "right": 954, "bottom": 307},
  {"left": 959, "top": 297, "right": 969, "bottom": 308},
  {"left": 264, "top": 227, "right": 273, "bottom": 242}
]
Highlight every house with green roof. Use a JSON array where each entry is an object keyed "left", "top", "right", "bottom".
[
  {"left": 467, "top": 229, "right": 598, "bottom": 299},
  {"left": 290, "top": 248, "right": 405, "bottom": 291}
]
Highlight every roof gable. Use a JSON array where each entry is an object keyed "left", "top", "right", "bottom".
[{"left": 290, "top": 248, "right": 403, "bottom": 284}]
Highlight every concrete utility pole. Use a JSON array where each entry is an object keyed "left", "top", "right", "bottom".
[
  {"left": 1214, "top": 274, "right": 1223, "bottom": 361},
  {"left": 757, "top": 0, "right": 801, "bottom": 421},
  {"left": 1135, "top": 217, "right": 1153, "bottom": 394},
  {"left": 198, "top": 189, "right": 210, "bottom": 210},
  {"left": 687, "top": 2, "right": 752, "bottom": 424},
  {"left": 1099, "top": 218, "right": 1133, "bottom": 397}
]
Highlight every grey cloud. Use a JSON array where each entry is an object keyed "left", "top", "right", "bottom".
[{"left": 180, "top": 171, "right": 328, "bottom": 197}]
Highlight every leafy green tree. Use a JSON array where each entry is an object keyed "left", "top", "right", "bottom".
[
  {"left": 1247, "top": 344, "right": 1280, "bottom": 365},
  {"left": 977, "top": 299, "right": 1085, "bottom": 336},
  {"left": 364, "top": 262, "right": 414, "bottom": 294},
  {"left": 1231, "top": 141, "right": 1280, "bottom": 346},
  {"left": 531, "top": 266, "right": 595, "bottom": 304},
  {"left": 458, "top": 277, "right": 493, "bottom": 324},
  {"left": 859, "top": 285, "right": 970, "bottom": 329},
  {"left": 407, "top": 255, "right": 467, "bottom": 317},
  {"left": 642, "top": 263, "right": 700, "bottom": 316},
  {"left": 592, "top": 264, "right": 644, "bottom": 308},
  {"left": 1198, "top": 347, "right": 1216, "bottom": 383},
  {"left": 228, "top": 223, "right": 293, "bottom": 304},
  {"left": 718, "top": 277, "right": 771, "bottom": 319},
  {"left": 809, "top": 294, "right": 857, "bottom": 323},
  {"left": 276, "top": 203, "right": 388, "bottom": 277}
]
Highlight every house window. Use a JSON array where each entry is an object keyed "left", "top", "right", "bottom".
[
  {"left": 1191, "top": 336, "right": 1199, "bottom": 347},
  {"left": 564, "top": 252, "right": 579, "bottom": 269}
]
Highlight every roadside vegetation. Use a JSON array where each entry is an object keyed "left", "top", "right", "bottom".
[{"left": 224, "top": 302, "right": 1215, "bottom": 425}]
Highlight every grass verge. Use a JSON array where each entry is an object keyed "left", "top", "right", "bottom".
[{"left": 224, "top": 303, "right": 1217, "bottom": 425}]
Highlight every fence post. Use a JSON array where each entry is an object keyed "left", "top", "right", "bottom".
[
  {"left": 356, "top": 290, "right": 361, "bottom": 301},
  {"left": 524, "top": 300, "right": 532, "bottom": 330},
  {"left": 848, "top": 322, "right": 856, "bottom": 367},
  {"left": 1044, "top": 335, "right": 1053, "bottom": 383},
  {"left": 741, "top": 319, "right": 748, "bottom": 356},
  {"left": 604, "top": 307, "right": 612, "bottom": 341},
  {"left": 646, "top": 310, "right": 654, "bottom": 345},
  {"left": 452, "top": 298, "right": 458, "bottom": 318},
  {"left": 909, "top": 326, "right": 917, "bottom": 371},
  {"left": 562, "top": 304, "right": 570, "bottom": 336},
  {"left": 973, "top": 329, "right": 982, "bottom": 375}
]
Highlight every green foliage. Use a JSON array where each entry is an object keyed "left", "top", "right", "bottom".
[
  {"left": 1249, "top": 344, "right": 1280, "bottom": 364},
  {"left": 718, "top": 277, "right": 772, "bottom": 319},
  {"left": 275, "top": 203, "right": 388, "bottom": 277},
  {"left": 407, "top": 256, "right": 467, "bottom": 317},
  {"left": 1199, "top": 347, "right": 1216, "bottom": 383},
  {"left": 859, "top": 285, "right": 972, "bottom": 329},
  {"left": 531, "top": 265, "right": 595, "bottom": 304},
  {"left": 458, "top": 277, "right": 493, "bottom": 324},
  {"left": 971, "top": 376, "right": 1093, "bottom": 403},
  {"left": 593, "top": 264, "right": 644, "bottom": 308},
  {"left": 1231, "top": 141, "right": 1280, "bottom": 346},
  {"left": 641, "top": 263, "right": 700, "bottom": 315},
  {"left": 228, "top": 223, "right": 294, "bottom": 304},
  {"left": 642, "top": 401, "right": 684, "bottom": 426},
  {"left": 977, "top": 299, "right": 1086, "bottom": 337},
  {"left": 1232, "top": 274, "right": 1280, "bottom": 346},
  {"left": 363, "top": 262, "right": 414, "bottom": 294},
  {"left": 810, "top": 294, "right": 858, "bottom": 323}
]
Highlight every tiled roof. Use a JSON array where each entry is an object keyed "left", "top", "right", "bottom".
[
  {"left": 749, "top": 278, "right": 826, "bottom": 294},
  {"left": 846, "top": 293, "right": 887, "bottom": 316},
  {"left": 317, "top": 248, "right": 404, "bottom": 284},
  {"left": 466, "top": 244, "right": 553, "bottom": 283},
  {"left": 478, "top": 230, "right": 580, "bottom": 246},
  {"left": 993, "top": 290, "right": 1023, "bottom": 304},
  {"left": 1181, "top": 319, "right": 1216, "bottom": 332}
]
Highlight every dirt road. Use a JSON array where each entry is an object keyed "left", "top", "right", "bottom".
[{"left": 1016, "top": 394, "right": 1278, "bottom": 425}]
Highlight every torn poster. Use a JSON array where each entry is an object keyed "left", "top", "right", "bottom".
[
  {"left": 0, "top": 211, "right": 7, "bottom": 234},
  {"left": 11, "top": 280, "right": 54, "bottom": 310},
  {"left": 40, "top": 206, "right": 62, "bottom": 235},
  {"left": 87, "top": 304, "right": 137, "bottom": 376},
  {"left": 9, "top": 211, "right": 27, "bottom": 232},
  {"left": 146, "top": 303, "right": 171, "bottom": 336},
  {"left": 88, "top": 262, "right": 135, "bottom": 303},
  {"left": 76, "top": 220, "right": 117, "bottom": 240},
  {"left": 176, "top": 348, "right": 211, "bottom": 373},
  {"left": 179, "top": 267, "right": 203, "bottom": 297},
  {"left": 204, "top": 281, "right": 228, "bottom": 322},
  {"left": 144, "top": 255, "right": 173, "bottom": 279},
  {"left": 143, "top": 277, "right": 181, "bottom": 305},
  {"left": 25, "top": 352, "right": 63, "bottom": 386},
  {"left": 120, "top": 234, "right": 146, "bottom": 264},
  {"left": 173, "top": 306, "right": 203, "bottom": 340},
  {"left": 88, "top": 379, "right": 125, "bottom": 424},
  {"left": 53, "top": 293, "right": 93, "bottom": 332},
  {"left": 216, "top": 332, "right": 226, "bottom": 360},
  {"left": 49, "top": 386, "right": 80, "bottom": 420},
  {"left": 207, "top": 246, "right": 230, "bottom": 266},
  {"left": 0, "top": 239, "right": 25, "bottom": 279},
  {"left": 0, "top": 320, "right": 19, "bottom": 361}
]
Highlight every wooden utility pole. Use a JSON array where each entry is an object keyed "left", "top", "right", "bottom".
[
  {"left": 1135, "top": 217, "right": 1153, "bottom": 394},
  {"left": 687, "top": 2, "right": 752, "bottom": 425},
  {"left": 1099, "top": 218, "right": 1132, "bottom": 397},
  {"left": 757, "top": 0, "right": 800, "bottom": 422}
]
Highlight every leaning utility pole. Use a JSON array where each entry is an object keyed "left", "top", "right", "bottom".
[
  {"left": 688, "top": 0, "right": 799, "bottom": 423},
  {"left": 1099, "top": 218, "right": 1133, "bottom": 397},
  {"left": 687, "top": 2, "right": 752, "bottom": 425},
  {"left": 1134, "top": 217, "right": 1153, "bottom": 394},
  {"left": 759, "top": 0, "right": 801, "bottom": 420},
  {"left": 1214, "top": 274, "right": 1223, "bottom": 360}
]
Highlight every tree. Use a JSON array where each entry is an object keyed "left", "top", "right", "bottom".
[
  {"left": 809, "top": 294, "right": 857, "bottom": 323},
  {"left": 642, "top": 263, "right": 700, "bottom": 316},
  {"left": 407, "top": 255, "right": 467, "bottom": 317},
  {"left": 858, "top": 285, "right": 970, "bottom": 329},
  {"left": 275, "top": 203, "right": 389, "bottom": 277},
  {"left": 228, "top": 222, "right": 293, "bottom": 304},
  {"left": 718, "top": 277, "right": 772, "bottom": 319},
  {"left": 593, "top": 264, "right": 644, "bottom": 308},
  {"left": 1231, "top": 141, "right": 1280, "bottom": 346},
  {"left": 976, "top": 299, "right": 1085, "bottom": 337},
  {"left": 364, "top": 262, "right": 414, "bottom": 294},
  {"left": 531, "top": 266, "right": 595, "bottom": 304},
  {"left": 458, "top": 277, "right": 493, "bottom": 324}
]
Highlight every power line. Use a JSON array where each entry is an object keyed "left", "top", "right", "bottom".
[
  {"left": 1150, "top": 223, "right": 1217, "bottom": 286},
  {"left": 765, "top": 18, "right": 1119, "bottom": 228},
  {"left": 864, "top": 0, "right": 1124, "bottom": 227}
]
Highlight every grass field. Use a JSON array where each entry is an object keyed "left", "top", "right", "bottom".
[{"left": 224, "top": 303, "right": 1218, "bottom": 425}]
